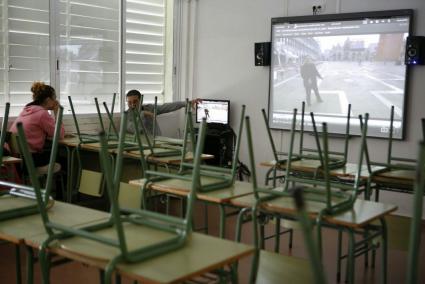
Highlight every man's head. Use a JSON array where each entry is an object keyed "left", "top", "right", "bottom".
[{"left": 126, "top": 89, "right": 142, "bottom": 109}]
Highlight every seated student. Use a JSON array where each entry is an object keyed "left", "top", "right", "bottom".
[
  {"left": 126, "top": 89, "right": 200, "bottom": 135},
  {"left": 9, "top": 82, "right": 65, "bottom": 173}
]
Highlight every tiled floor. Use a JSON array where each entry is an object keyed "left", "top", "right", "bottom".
[{"left": 1, "top": 202, "right": 424, "bottom": 283}]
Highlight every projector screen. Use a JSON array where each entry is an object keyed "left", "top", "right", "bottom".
[
  {"left": 196, "top": 99, "right": 230, "bottom": 124},
  {"left": 268, "top": 10, "right": 412, "bottom": 138}
]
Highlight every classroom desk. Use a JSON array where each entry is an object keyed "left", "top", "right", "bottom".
[
  {"left": 130, "top": 178, "right": 253, "bottom": 237},
  {"left": 58, "top": 136, "right": 213, "bottom": 202},
  {"left": 0, "top": 199, "right": 109, "bottom": 244},
  {"left": 229, "top": 191, "right": 397, "bottom": 284},
  {"left": 0, "top": 198, "right": 253, "bottom": 283},
  {"left": 123, "top": 149, "right": 214, "bottom": 165},
  {"left": 0, "top": 198, "right": 110, "bottom": 283},
  {"left": 261, "top": 160, "right": 386, "bottom": 179},
  {"left": 371, "top": 169, "right": 415, "bottom": 191},
  {"left": 1, "top": 156, "right": 22, "bottom": 183},
  {"left": 25, "top": 228, "right": 253, "bottom": 284}
]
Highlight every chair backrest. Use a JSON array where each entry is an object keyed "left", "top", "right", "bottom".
[
  {"left": 249, "top": 108, "right": 369, "bottom": 214},
  {"left": 406, "top": 140, "right": 425, "bottom": 284},
  {"left": 0, "top": 102, "right": 10, "bottom": 163},
  {"left": 301, "top": 102, "right": 351, "bottom": 165},
  {"left": 94, "top": 94, "right": 119, "bottom": 141},
  {"left": 386, "top": 105, "right": 416, "bottom": 167},
  {"left": 98, "top": 110, "right": 208, "bottom": 258},
  {"left": 246, "top": 116, "right": 326, "bottom": 284},
  {"left": 68, "top": 96, "right": 98, "bottom": 143},
  {"left": 176, "top": 104, "right": 246, "bottom": 192},
  {"left": 15, "top": 107, "right": 64, "bottom": 232},
  {"left": 78, "top": 169, "right": 103, "bottom": 197}
]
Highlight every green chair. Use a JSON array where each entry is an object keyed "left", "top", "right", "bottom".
[
  {"left": 263, "top": 102, "right": 352, "bottom": 186},
  {"left": 0, "top": 104, "right": 61, "bottom": 221},
  {"left": 244, "top": 109, "right": 370, "bottom": 283},
  {"left": 0, "top": 105, "right": 62, "bottom": 284},
  {"left": 406, "top": 140, "right": 425, "bottom": 283},
  {"left": 245, "top": 115, "right": 326, "bottom": 284},
  {"left": 17, "top": 106, "right": 208, "bottom": 284},
  {"left": 131, "top": 96, "right": 190, "bottom": 158},
  {"left": 141, "top": 105, "right": 246, "bottom": 195},
  {"left": 364, "top": 106, "right": 416, "bottom": 201}
]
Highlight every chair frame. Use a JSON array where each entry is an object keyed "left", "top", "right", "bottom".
[
  {"left": 18, "top": 108, "right": 208, "bottom": 284},
  {"left": 263, "top": 101, "right": 352, "bottom": 186},
  {"left": 0, "top": 103, "right": 59, "bottom": 221},
  {"left": 141, "top": 105, "right": 246, "bottom": 194},
  {"left": 406, "top": 141, "right": 425, "bottom": 283},
  {"left": 364, "top": 105, "right": 417, "bottom": 200}
]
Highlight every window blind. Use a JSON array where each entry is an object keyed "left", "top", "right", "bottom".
[
  {"left": 125, "top": 0, "right": 165, "bottom": 104},
  {"left": 7, "top": 0, "right": 50, "bottom": 115},
  {"left": 59, "top": 0, "right": 119, "bottom": 114}
]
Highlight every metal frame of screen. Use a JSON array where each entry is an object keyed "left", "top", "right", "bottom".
[{"left": 268, "top": 9, "right": 413, "bottom": 139}]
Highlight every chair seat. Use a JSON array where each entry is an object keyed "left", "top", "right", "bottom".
[
  {"left": 256, "top": 250, "right": 313, "bottom": 283},
  {"left": 36, "top": 163, "right": 61, "bottom": 176}
]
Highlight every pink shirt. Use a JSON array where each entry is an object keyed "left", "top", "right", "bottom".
[{"left": 9, "top": 105, "right": 65, "bottom": 153}]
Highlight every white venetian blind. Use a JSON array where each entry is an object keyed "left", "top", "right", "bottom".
[
  {"left": 125, "top": 0, "right": 165, "bottom": 104},
  {"left": 59, "top": 0, "right": 119, "bottom": 114},
  {"left": 0, "top": 0, "right": 5, "bottom": 109},
  {"left": 7, "top": 0, "right": 50, "bottom": 116}
]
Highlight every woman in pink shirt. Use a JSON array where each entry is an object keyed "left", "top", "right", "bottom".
[{"left": 10, "top": 81, "right": 65, "bottom": 168}]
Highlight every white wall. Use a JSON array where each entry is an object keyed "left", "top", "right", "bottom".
[{"left": 193, "top": 0, "right": 425, "bottom": 217}]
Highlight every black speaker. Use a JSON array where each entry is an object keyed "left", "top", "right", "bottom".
[
  {"left": 255, "top": 42, "right": 271, "bottom": 66},
  {"left": 405, "top": 36, "right": 425, "bottom": 65}
]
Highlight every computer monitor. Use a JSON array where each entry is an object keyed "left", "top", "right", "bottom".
[{"left": 196, "top": 99, "right": 230, "bottom": 124}]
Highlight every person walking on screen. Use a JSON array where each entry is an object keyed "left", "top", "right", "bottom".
[{"left": 300, "top": 57, "right": 323, "bottom": 106}]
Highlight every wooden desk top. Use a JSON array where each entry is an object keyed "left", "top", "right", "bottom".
[
  {"left": 261, "top": 159, "right": 387, "bottom": 180},
  {"left": 26, "top": 226, "right": 253, "bottom": 284},
  {"left": 59, "top": 137, "right": 80, "bottom": 147},
  {"left": 372, "top": 169, "right": 415, "bottom": 186},
  {"left": 0, "top": 194, "right": 37, "bottom": 213},
  {"left": 130, "top": 178, "right": 253, "bottom": 203},
  {"left": 0, "top": 200, "right": 109, "bottom": 244},
  {"left": 126, "top": 151, "right": 213, "bottom": 165},
  {"left": 2, "top": 156, "right": 22, "bottom": 165},
  {"left": 230, "top": 191, "right": 397, "bottom": 228}
]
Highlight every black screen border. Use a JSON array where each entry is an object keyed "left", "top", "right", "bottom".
[{"left": 268, "top": 9, "right": 414, "bottom": 140}]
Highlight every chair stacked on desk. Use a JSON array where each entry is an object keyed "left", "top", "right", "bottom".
[
  {"left": 17, "top": 106, "right": 211, "bottom": 283},
  {"left": 0, "top": 104, "right": 61, "bottom": 283},
  {"left": 263, "top": 101, "right": 352, "bottom": 187},
  {"left": 406, "top": 140, "right": 425, "bottom": 283},
  {"left": 134, "top": 105, "right": 246, "bottom": 236},
  {"left": 364, "top": 105, "right": 417, "bottom": 201},
  {"left": 241, "top": 107, "right": 390, "bottom": 284}
]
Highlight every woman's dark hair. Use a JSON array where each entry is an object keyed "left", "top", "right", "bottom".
[
  {"left": 27, "top": 82, "right": 56, "bottom": 106},
  {"left": 126, "top": 89, "right": 142, "bottom": 99}
]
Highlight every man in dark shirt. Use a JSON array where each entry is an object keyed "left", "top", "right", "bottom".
[
  {"left": 126, "top": 90, "right": 198, "bottom": 136},
  {"left": 300, "top": 57, "right": 323, "bottom": 106}
]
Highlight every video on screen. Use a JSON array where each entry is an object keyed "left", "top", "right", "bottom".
[
  {"left": 269, "top": 13, "right": 411, "bottom": 138},
  {"left": 196, "top": 100, "right": 230, "bottom": 124}
]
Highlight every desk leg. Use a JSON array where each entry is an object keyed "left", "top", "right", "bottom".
[
  {"left": 380, "top": 217, "right": 388, "bottom": 284},
  {"left": 219, "top": 204, "right": 226, "bottom": 238},
  {"left": 274, "top": 216, "right": 281, "bottom": 253},
  {"left": 64, "top": 146, "right": 71, "bottom": 203},
  {"left": 26, "top": 246, "right": 34, "bottom": 284},
  {"left": 15, "top": 244, "right": 22, "bottom": 284},
  {"left": 336, "top": 229, "right": 343, "bottom": 282},
  {"left": 347, "top": 227, "right": 356, "bottom": 284}
]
